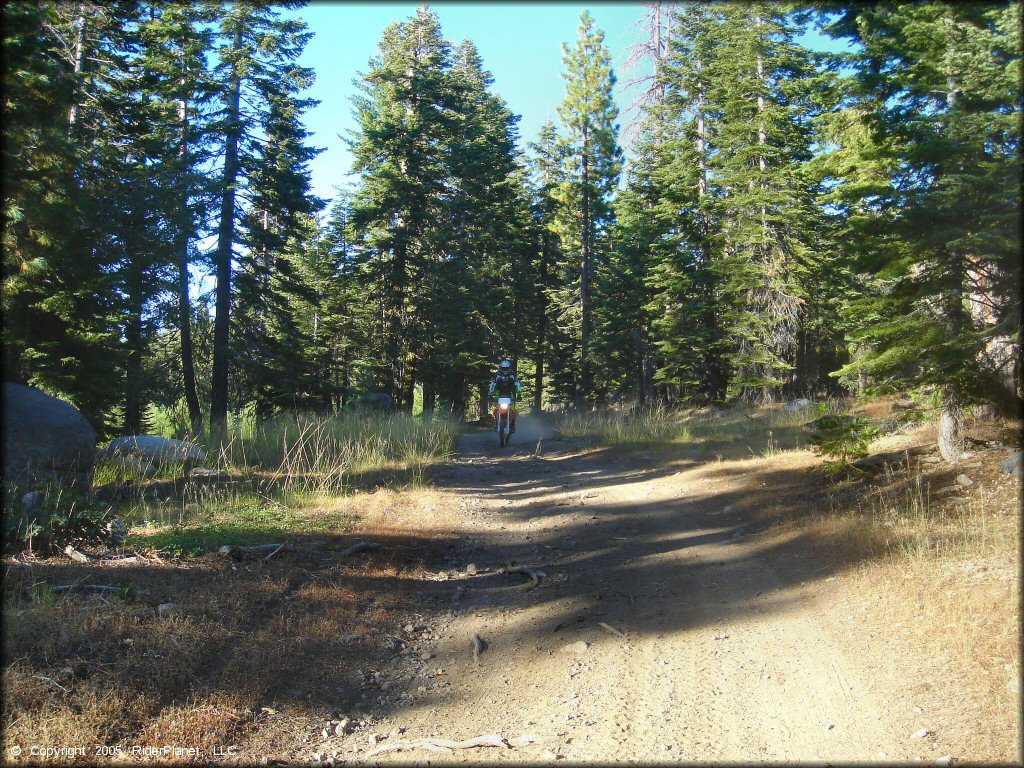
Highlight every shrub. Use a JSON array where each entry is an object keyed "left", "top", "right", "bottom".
[
  {"left": 806, "top": 414, "right": 879, "bottom": 475},
  {"left": 2, "top": 484, "right": 123, "bottom": 554}
]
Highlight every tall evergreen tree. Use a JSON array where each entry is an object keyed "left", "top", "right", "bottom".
[
  {"left": 208, "top": 0, "right": 314, "bottom": 432},
  {"left": 705, "top": 3, "right": 823, "bottom": 400},
  {"left": 825, "top": 2, "right": 1022, "bottom": 460},
  {"left": 349, "top": 7, "right": 454, "bottom": 410},
  {"left": 555, "top": 11, "right": 623, "bottom": 408}
]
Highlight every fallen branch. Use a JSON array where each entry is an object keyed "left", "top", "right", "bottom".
[
  {"left": 35, "top": 675, "right": 69, "bottom": 694},
  {"left": 261, "top": 541, "right": 290, "bottom": 563},
  {"left": 338, "top": 541, "right": 380, "bottom": 558},
  {"left": 503, "top": 560, "right": 544, "bottom": 589},
  {"left": 51, "top": 584, "right": 124, "bottom": 594},
  {"left": 472, "top": 633, "right": 484, "bottom": 665},
  {"left": 217, "top": 543, "right": 293, "bottom": 560},
  {"left": 599, "top": 621, "right": 626, "bottom": 638},
  {"left": 365, "top": 734, "right": 508, "bottom": 757}
]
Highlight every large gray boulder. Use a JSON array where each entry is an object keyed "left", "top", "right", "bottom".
[
  {"left": 783, "top": 398, "right": 815, "bottom": 412},
  {"left": 1001, "top": 451, "right": 1023, "bottom": 478},
  {"left": 2, "top": 383, "right": 97, "bottom": 490},
  {"left": 105, "top": 435, "right": 206, "bottom": 465}
]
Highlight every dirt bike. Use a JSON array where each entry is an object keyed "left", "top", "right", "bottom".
[{"left": 495, "top": 396, "right": 513, "bottom": 448}]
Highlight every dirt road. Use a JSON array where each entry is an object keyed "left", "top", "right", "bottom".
[{"left": 325, "top": 415, "right": 982, "bottom": 765}]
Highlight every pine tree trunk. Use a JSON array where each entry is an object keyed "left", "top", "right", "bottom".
[
  {"left": 66, "top": 4, "right": 88, "bottom": 135},
  {"left": 422, "top": 373, "right": 435, "bottom": 418},
  {"left": 178, "top": 246, "right": 202, "bottom": 434},
  {"left": 177, "top": 96, "right": 202, "bottom": 435},
  {"left": 938, "top": 65, "right": 966, "bottom": 463},
  {"left": 209, "top": 28, "right": 243, "bottom": 436},
  {"left": 124, "top": 298, "right": 143, "bottom": 435},
  {"left": 534, "top": 231, "right": 550, "bottom": 413},
  {"left": 400, "top": 351, "right": 416, "bottom": 414},
  {"left": 578, "top": 127, "right": 591, "bottom": 410},
  {"left": 938, "top": 384, "right": 965, "bottom": 462},
  {"left": 478, "top": 381, "right": 489, "bottom": 421}
]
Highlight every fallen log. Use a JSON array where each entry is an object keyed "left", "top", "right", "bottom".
[
  {"left": 216, "top": 540, "right": 382, "bottom": 560},
  {"left": 64, "top": 545, "right": 90, "bottom": 563},
  {"left": 337, "top": 541, "right": 380, "bottom": 558},
  {"left": 217, "top": 543, "right": 293, "bottom": 560},
  {"left": 261, "top": 541, "right": 290, "bottom": 562},
  {"left": 52, "top": 584, "right": 124, "bottom": 594},
  {"left": 364, "top": 734, "right": 509, "bottom": 757}
]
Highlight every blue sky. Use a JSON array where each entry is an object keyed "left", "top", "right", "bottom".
[
  {"left": 285, "top": 2, "right": 658, "bottom": 203},
  {"left": 283, "top": 3, "right": 846, "bottom": 205}
]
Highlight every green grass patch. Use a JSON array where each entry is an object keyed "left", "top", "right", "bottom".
[{"left": 125, "top": 491, "right": 344, "bottom": 556}]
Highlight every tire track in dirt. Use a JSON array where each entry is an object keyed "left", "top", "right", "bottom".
[{"left": 355, "top": 418, "right": 918, "bottom": 763}]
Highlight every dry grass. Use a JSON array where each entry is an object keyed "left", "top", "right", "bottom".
[{"left": 1, "top": 487, "right": 457, "bottom": 764}]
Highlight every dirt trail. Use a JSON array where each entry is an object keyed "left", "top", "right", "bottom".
[{"left": 347, "top": 417, "right": 952, "bottom": 763}]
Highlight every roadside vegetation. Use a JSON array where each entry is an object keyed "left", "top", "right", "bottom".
[{"left": 4, "top": 411, "right": 458, "bottom": 558}]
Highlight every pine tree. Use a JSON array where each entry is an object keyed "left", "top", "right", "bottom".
[
  {"left": 704, "top": 3, "right": 823, "bottom": 400},
  {"left": 826, "top": 2, "right": 1022, "bottom": 460},
  {"left": 208, "top": 0, "right": 314, "bottom": 432},
  {"left": 525, "top": 121, "right": 565, "bottom": 411},
  {"left": 349, "top": 7, "right": 455, "bottom": 410},
  {"left": 136, "top": 1, "right": 219, "bottom": 434},
  {"left": 555, "top": 11, "right": 623, "bottom": 408},
  {"left": 234, "top": 69, "right": 323, "bottom": 416}
]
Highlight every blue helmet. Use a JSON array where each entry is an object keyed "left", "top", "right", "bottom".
[{"left": 499, "top": 359, "right": 512, "bottom": 372}]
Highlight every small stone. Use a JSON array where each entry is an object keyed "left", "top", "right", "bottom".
[
  {"left": 419, "top": 651, "right": 432, "bottom": 660},
  {"left": 467, "top": 563, "right": 478, "bottom": 575},
  {"left": 562, "top": 640, "right": 590, "bottom": 655},
  {"left": 910, "top": 728, "right": 930, "bottom": 740},
  {"left": 404, "top": 624, "right": 414, "bottom": 633},
  {"left": 334, "top": 718, "right": 354, "bottom": 736},
  {"left": 367, "top": 733, "right": 384, "bottom": 745},
  {"left": 913, "top": 706, "right": 923, "bottom": 714},
  {"left": 543, "top": 752, "right": 558, "bottom": 760},
  {"left": 955, "top": 474, "right": 974, "bottom": 488},
  {"left": 827, "top": 722, "right": 834, "bottom": 730},
  {"left": 321, "top": 728, "right": 330, "bottom": 740},
  {"left": 935, "top": 757, "right": 954, "bottom": 766},
  {"left": 157, "top": 603, "right": 180, "bottom": 619}
]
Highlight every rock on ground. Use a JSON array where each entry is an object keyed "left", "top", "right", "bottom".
[
  {"left": 2, "top": 382, "right": 96, "bottom": 491},
  {"left": 784, "top": 398, "right": 815, "bottom": 412},
  {"left": 105, "top": 435, "right": 206, "bottom": 465},
  {"left": 1000, "top": 452, "right": 1022, "bottom": 478}
]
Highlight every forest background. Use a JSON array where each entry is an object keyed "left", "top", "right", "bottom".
[{"left": 2, "top": 1, "right": 1020, "bottom": 463}]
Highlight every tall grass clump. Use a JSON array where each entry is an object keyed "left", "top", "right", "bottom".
[
  {"left": 557, "top": 407, "right": 692, "bottom": 446},
  {"left": 215, "top": 410, "right": 458, "bottom": 495},
  {"left": 830, "top": 466, "right": 998, "bottom": 563}
]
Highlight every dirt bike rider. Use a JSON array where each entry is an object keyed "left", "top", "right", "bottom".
[{"left": 488, "top": 359, "right": 522, "bottom": 433}]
